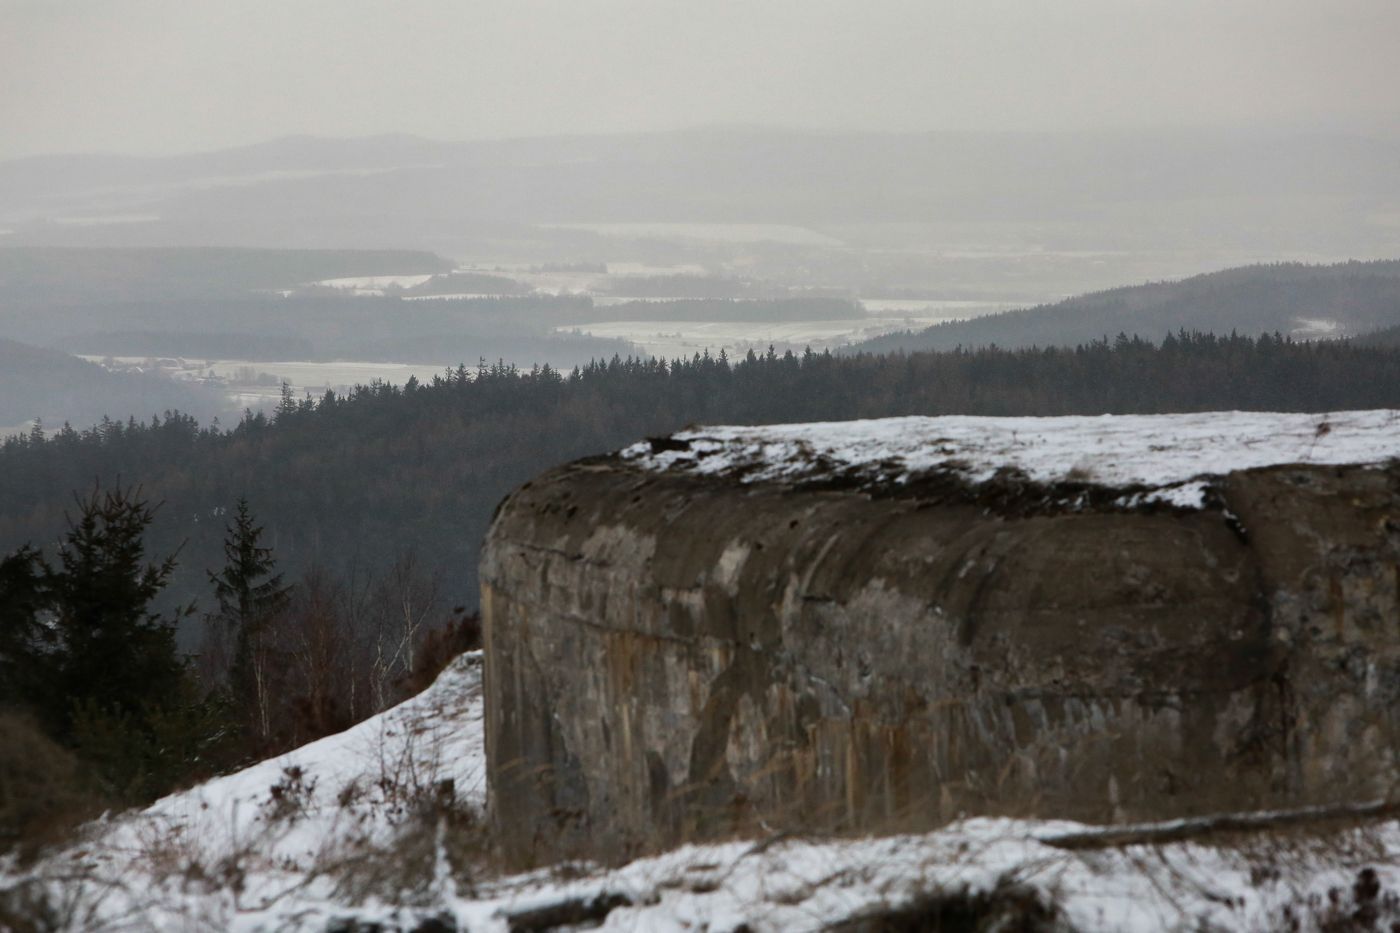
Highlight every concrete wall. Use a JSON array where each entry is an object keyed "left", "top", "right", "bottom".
[{"left": 481, "top": 457, "right": 1400, "bottom": 863}]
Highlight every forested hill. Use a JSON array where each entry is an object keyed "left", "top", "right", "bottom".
[
  {"left": 0, "top": 338, "right": 224, "bottom": 430},
  {"left": 2, "top": 333, "right": 1399, "bottom": 624},
  {"left": 850, "top": 260, "right": 1400, "bottom": 354},
  {"left": 1354, "top": 321, "right": 1400, "bottom": 348},
  {"left": 0, "top": 247, "right": 453, "bottom": 303}
]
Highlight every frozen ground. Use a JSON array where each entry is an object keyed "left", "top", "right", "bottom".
[
  {"left": 4, "top": 647, "right": 1398, "bottom": 930},
  {"left": 623, "top": 409, "right": 1400, "bottom": 507}
]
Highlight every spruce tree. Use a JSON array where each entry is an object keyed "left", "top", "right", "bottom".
[
  {"left": 0, "top": 485, "right": 219, "bottom": 801},
  {"left": 0, "top": 545, "right": 50, "bottom": 711},
  {"left": 44, "top": 483, "right": 190, "bottom": 736},
  {"left": 208, "top": 497, "right": 291, "bottom": 742}
]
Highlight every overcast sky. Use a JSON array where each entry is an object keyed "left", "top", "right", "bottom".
[{"left": 3, "top": 0, "right": 1399, "bottom": 160}]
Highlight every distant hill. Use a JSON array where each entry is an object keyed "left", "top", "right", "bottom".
[
  {"left": 0, "top": 247, "right": 638, "bottom": 369},
  {"left": 0, "top": 338, "right": 224, "bottom": 431},
  {"left": 847, "top": 260, "right": 1400, "bottom": 353},
  {"left": 0, "top": 246, "right": 453, "bottom": 304},
  {"left": 5, "top": 129, "right": 1399, "bottom": 241},
  {"left": 1353, "top": 321, "right": 1400, "bottom": 348},
  {"left": 3, "top": 129, "right": 1397, "bottom": 305}
]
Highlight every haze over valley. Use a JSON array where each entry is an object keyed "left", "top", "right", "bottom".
[
  {"left": 4, "top": 125, "right": 1400, "bottom": 432},
  {"left": 6, "top": 2, "right": 1400, "bottom": 928}
]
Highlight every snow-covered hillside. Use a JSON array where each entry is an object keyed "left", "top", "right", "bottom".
[
  {"left": 1, "top": 655, "right": 486, "bottom": 931},
  {"left": 623, "top": 409, "right": 1400, "bottom": 508},
  {"left": 4, "top": 650, "right": 1398, "bottom": 931}
]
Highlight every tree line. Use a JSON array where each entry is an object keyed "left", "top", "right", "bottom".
[{"left": 2, "top": 330, "right": 1399, "bottom": 619}]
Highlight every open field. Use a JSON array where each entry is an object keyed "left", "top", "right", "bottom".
[
  {"left": 558, "top": 301, "right": 1014, "bottom": 358},
  {"left": 79, "top": 356, "right": 458, "bottom": 410}
]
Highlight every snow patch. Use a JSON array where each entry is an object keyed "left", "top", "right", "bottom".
[
  {"left": 1293, "top": 317, "right": 1342, "bottom": 338},
  {"left": 621, "top": 410, "right": 1400, "bottom": 507},
  {"left": 312, "top": 273, "right": 437, "bottom": 293}
]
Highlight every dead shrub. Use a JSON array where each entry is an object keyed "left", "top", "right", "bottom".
[
  {"left": 320, "top": 781, "right": 490, "bottom": 908},
  {"left": 0, "top": 880, "right": 63, "bottom": 933},
  {"left": 261, "top": 765, "right": 318, "bottom": 825}
]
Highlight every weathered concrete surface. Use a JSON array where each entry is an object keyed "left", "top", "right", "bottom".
[{"left": 481, "top": 455, "right": 1400, "bottom": 863}]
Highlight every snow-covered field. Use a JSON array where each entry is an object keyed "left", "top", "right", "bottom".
[
  {"left": 400, "top": 292, "right": 505, "bottom": 301},
  {"left": 558, "top": 298, "right": 1013, "bottom": 359},
  {"left": 623, "top": 410, "right": 1400, "bottom": 507},
  {"left": 80, "top": 356, "right": 459, "bottom": 414},
  {"left": 540, "top": 221, "right": 845, "bottom": 246},
  {"left": 82, "top": 356, "right": 451, "bottom": 388},
  {"left": 605, "top": 262, "right": 708, "bottom": 277},
  {"left": 860, "top": 297, "right": 1015, "bottom": 314},
  {"left": 556, "top": 318, "right": 921, "bottom": 359},
  {"left": 6, "top": 646, "right": 1398, "bottom": 931},
  {"left": 556, "top": 303, "right": 1009, "bottom": 360},
  {"left": 311, "top": 274, "right": 438, "bottom": 295}
]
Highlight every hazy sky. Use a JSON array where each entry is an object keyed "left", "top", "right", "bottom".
[{"left": 3, "top": 0, "right": 1399, "bottom": 159}]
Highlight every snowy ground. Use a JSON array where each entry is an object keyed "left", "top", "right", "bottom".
[
  {"left": 622, "top": 409, "right": 1400, "bottom": 507},
  {"left": 5, "top": 648, "right": 1398, "bottom": 931},
  {"left": 0, "top": 654, "right": 485, "bottom": 931}
]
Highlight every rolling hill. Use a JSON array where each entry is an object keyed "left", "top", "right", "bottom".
[
  {"left": 0, "top": 338, "right": 225, "bottom": 431},
  {"left": 848, "top": 260, "right": 1400, "bottom": 353}
]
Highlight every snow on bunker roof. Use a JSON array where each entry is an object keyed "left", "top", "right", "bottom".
[{"left": 621, "top": 409, "right": 1400, "bottom": 508}]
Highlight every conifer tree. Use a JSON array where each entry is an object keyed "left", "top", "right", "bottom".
[
  {"left": 275, "top": 381, "right": 297, "bottom": 421},
  {"left": 0, "top": 545, "right": 49, "bottom": 710},
  {"left": 0, "top": 485, "right": 220, "bottom": 801},
  {"left": 43, "top": 483, "right": 190, "bottom": 737},
  {"left": 208, "top": 497, "right": 291, "bottom": 742}
]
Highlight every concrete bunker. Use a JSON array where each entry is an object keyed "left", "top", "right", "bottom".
[{"left": 481, "top": 414, "right": 1400, "bottom": 863}]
